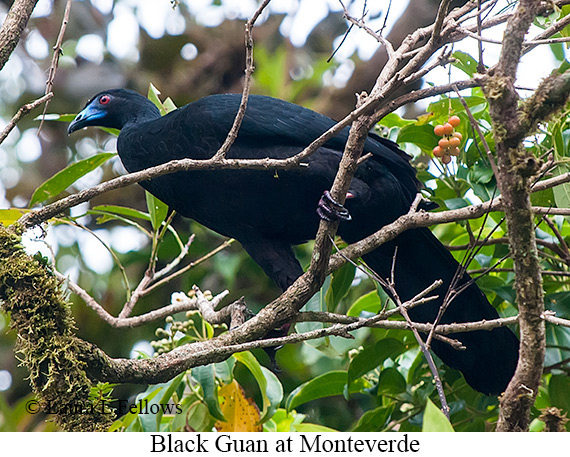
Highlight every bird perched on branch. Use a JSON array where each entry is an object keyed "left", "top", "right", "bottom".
[{"left": 68, "top": 88, "right": 518, "bottom": 395}]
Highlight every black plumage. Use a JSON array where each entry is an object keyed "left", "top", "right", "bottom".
[{"left": 68, "top": 89, "right": 519, "bottom": 395}]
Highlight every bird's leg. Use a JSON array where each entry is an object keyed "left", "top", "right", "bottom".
[{"left": 317, "top": 190, "right": 352, "bottom": 222}]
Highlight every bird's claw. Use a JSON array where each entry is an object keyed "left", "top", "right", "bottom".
[{"left": 317, "top": 190, "right": 352, "bottom": 222}]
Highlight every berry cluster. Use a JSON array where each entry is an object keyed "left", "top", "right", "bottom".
[{"left": 432, "top": 115, "right": 462, "bottom": 164}]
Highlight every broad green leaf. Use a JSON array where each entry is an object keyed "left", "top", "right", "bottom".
[
  {"left": 428, "top": 97, "right": 486, "bottom": 120},
  {"left": 296, "top": 278, "right": 337, "bottom": 355},
  {"left": 552, "top": 165, "right": 570, "bottom": 216},
  {"left": 443, "top": 197, "right": 470, "bottom": 210},
  {"left": 285, "top": 371, "right": 347, "bottom": 411},
  {"left": 155, "top": 372, "right": 185, "bottom": 430},
  {"left": 352, "top": 405, "right": 394, "bottom": 432},
  {"left": 548, "top": 375, "right": 570, "bottom": 416},
  {"left": 468, "top": 160, "right": 494, "bottom": 184},
  {"left": 422, "top": 397, "right": 454, "bottom": 432},
  {"left": 397, "top": 124, "right": 440, "bottom": 155},
  {"left": 109, "top": 387, "right": 161, "bottom": 431},
  {"left": 171, "top": 399, "right": 211, "bottom": 432},
  {"left": 531, "top": 188, "right": 556, "bottom": 207},
  {"left": 213, "top": 358, "right": 235, "bottom": 385},
  {"left": 451, "top": 51, "right": 480, "bottom": 77},
  {"left": 233, "top": 351, "right": 283, "bottom": 423},
  {"left": 30, "top": 152, "right": 116, "bottom": 206},
  {"left": 546, "top": 325, "right": 570, "bottom": 369},
  {"left": 347, "top": 338, "right": 406, "bottom": 387},
  {"left": 145, "top": 191, "right": 169, "bottom": 231},
  {"left": 377, "top": 367, "right": 407, "bottom": 396},
  {"left": 191, "top": 364, "right": 226, "bottom": 421},
  {"left": 347, "top": 290, "right": 382, "bottom": 317},
  {"left": 378, "top": 112, "right": 415, "bottom": 129},
  {"left": 325, "top": 262, "right": 356, "bottom": 310}
]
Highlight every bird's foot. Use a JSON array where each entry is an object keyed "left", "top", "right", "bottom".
[{"left": 317, "top": 190, "right": 352, "bottom": 222}]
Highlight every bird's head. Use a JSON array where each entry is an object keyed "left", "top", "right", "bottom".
[{"left": 68, "top": 88, "right": 161, "bottom": 134}]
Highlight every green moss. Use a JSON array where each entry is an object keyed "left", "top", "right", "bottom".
[{"left": 0, "top": 224, "right": 114, "bottom": 431}]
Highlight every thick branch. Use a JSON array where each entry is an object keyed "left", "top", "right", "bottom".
[
  {"left": 484, "top": 0, "right": 552, "bottom": 433},
  {"left": 0, "top": 0, "right": 39, "bottom": 71}
]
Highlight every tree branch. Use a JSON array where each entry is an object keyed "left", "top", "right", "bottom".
[{"left": 0, "top": 0, "right": 39, "bottom": 72}]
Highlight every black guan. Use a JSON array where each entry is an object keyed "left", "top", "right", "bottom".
[{"left": 68, "top": 89, "right": 519, "bottom": 395}]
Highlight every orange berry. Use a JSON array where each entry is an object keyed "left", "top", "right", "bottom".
[
  {"left": 452, "top": 131, "right": 463, "bottom": 141},
  {"left": 438, "top": 138, "right": 450, "bottom": 149},
  {"left": 442, "top": 123, "right": 454, "bottom": 135},
  {"left": 432, "top": 146, "right": 444, "bottom": 157},
  {"left": 434, "top": 124, "right": 445, "bottom": 136},
  {"left": 448, "top": 136, "right": 461, "bottom": 148},
  {"left": 448, "top": 115, "right": 461, "bottom": 127},
  {"left": 441, "top": 154, "right": 452, "bottom": 164},
  {"left": 449, "top": 146, "right": 460, "bottom": 156}
]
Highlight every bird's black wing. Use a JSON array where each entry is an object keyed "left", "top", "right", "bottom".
[{"left": 164, "top": 94, "right": 421, "bottom": 202}]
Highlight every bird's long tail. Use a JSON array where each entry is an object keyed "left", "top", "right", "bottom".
[{"left": 361, "top": 227, "right": 519, "bottom": 395}]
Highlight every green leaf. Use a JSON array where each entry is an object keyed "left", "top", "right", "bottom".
[
  {"left": 147, "top": 83, "right": 176, "bottom": 116},
  {"left": 191, "top": 364, "right": 226, "bottom": 421},
  {"left": 549, "top": 375, "right": 570, "bottom": 415},
  {"left": 163, "top": 97, "right": 178, "bottom": 112},
  {"left": 378, "top": 112, "right": 415, "bottom": 129},
  {"left": 347, "top": 290, "right": 382, "bottom": 317},
  {"left": 422, "top": 398, "right": 454, "bottom": 432},
  {"left": 171, "top": 399, "right": 210, "bottom": 432},
  {"left": 451, "top": 51, "right": 480, "bottom": 77},
  {"left": 444, "top": 197, "right": 471, "bottom": 210},
  {"left": 347, "top": 338, "right": 406, "bottom": 387},
  {"left": 294, "top": 423, "right": 339, "bottom": 432},
  {"left": 91, "top": 204, "right": 151, "bottom": 222},
  {"left": 35, "top": 113, "right": 77, "bottom": 122},
  {"left": 155, "top": 372, "right": 185, "bottom": 430},
  {"left": 531, "top": 188, "right": 556, "bottom": 207},
  {"left": 428, "top": 97, "right": 486, "bottom": 121},
  {"left": 88, "top": 205, "right": 153, "bottom": 237},
  {"left": 552, "top": 164, "right": 570, "bottom": 216},
  {"left": 469, "top": 160, "right": 494, "bottom": 184},
  {"left": 30, "top": 152, "right": 116, "bottom": 206},
  {"left": 285, "top": 371, "right": 347, "bottom": 411},
  {"left": 233, "top": 351, "right": 283, "bottom": 423},
  {"left": 145, "top": 191, "right": 169, "bottom": 231},
  {"left": 296, "top": 278, "right": 338, "bottom": 355},
  {"left": 325, "top": 262, "right": 356, "bottom": 310},
  {"left": 352, "top": 405, "right": 394, "bottom": 432},
  {"left": 397, "top": 124, "right": 440, "bottom": 155},
  {"left": 377, "top": 367, "right": 407, "bottom": 396},
  {"left": 110, "top": 387, "right": 162, "bottom": 432}
]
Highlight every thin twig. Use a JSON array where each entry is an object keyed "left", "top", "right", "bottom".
[
  {"left": 477, "top": 0, "right": 485, "bottom": 73},
  {"left": 39, "top": 0, "right": 72, "bottom": 131},
  {"left": 0, "top": 93, "right": 53, "bottom": 145},
  {"left": 211, "top": 0, "right": 270, "bottom": 160}
]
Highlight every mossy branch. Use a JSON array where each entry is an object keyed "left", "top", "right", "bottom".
[{"left": 0, "top": 225, "right": 114, "bottom": 431}]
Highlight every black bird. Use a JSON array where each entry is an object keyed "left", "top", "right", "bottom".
[{"left": 68, "top": 89, "right": 519, "bottom": 395}]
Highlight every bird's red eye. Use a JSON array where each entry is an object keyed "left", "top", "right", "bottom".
[{"left": 99, "top": 95, "right": 111, "bottom": 105}]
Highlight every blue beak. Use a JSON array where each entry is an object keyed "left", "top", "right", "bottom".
[{"left": 67, "top": 105, "right": 106, "bottom": 134}]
